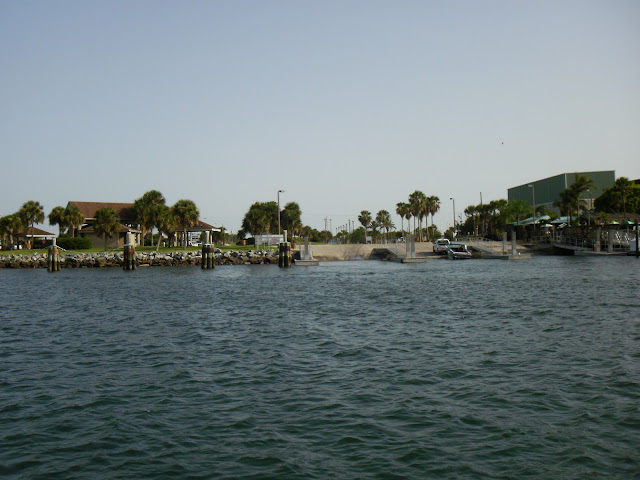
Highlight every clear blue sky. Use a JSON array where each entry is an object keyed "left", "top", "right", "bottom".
[{"left": 2, "top": 0, "right": 639, "bottom": 234}]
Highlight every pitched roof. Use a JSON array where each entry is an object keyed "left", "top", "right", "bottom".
[
  {"left": 67, "top": 201, "right": 135, "bottom": 221},
  {"left": 18, "top": 227, "right": 55, "bottom": 237},
  {"left": 175, "top": 220, "right": 221, "bottom": 232}
]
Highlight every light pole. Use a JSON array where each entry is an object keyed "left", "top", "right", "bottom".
[
  {"left": 277, "top": 189, "right": 285, "bottom": 237},
  {"left": 450, "top": 197, "right": 455, "bottom": 238},
  {"left": 528, "top": 184, "right": 536, "bottom": 231}
]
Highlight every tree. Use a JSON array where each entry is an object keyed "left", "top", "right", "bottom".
[
  {"left": 241, "top": 202, "right": 271, "bottom": 237},
  {"left": 155, "top": 205, "right": 177, "bottom": 251},
  {"left": 614, "top": 177, "right": 633, "bottom": 219},
  {"left": 173, "top": 199, "right": 199, "bottom": 249},
  {"left": 408, "top": 190, "right": 427, "bottom": 240},
  {"left": 281, "top": 202, "right": 302, "bottom": 238},
  {"left": 48, "top": 206, "right": 66, "bottom": 236},
  {"left": 427, "top": 195, "right": 440, "bottom": 229},
  {"left": 19, "top": 200, "right": 45, "bottom": 247},
  {"left": 569, "top": 174, "right": 595, "bottom": 220},
  {"left": 505, "top": 200, "right": 531, "bottom": 225},
  {"left": 464, "top": 204, "right": 478, "bottom": 235},
  {"left": 396, "top": 202, "right": 409, "bottom": 238},
  {"left": 375, "top": 210, "right": 394, "bottom": 243},
  {"left": 554, "top": 188, "right": 576, "bottom": 225},
  {"left": 134, "top": 190, "right": 166, "bottom": 246},
  {"left": 358, "top": 210, "right": 372, "bottom": 243},
  {"left": 64, "top": 204, "right": 85, "bottom": 237},
  {"left": 595, "top": 179, "right": 640, "bottom": 216},
  {"left": 93, "top": 207, "right": 120, "bottom": 250},
  {"left": 0, "top": 214, "right": 23, "bottom": 248}
]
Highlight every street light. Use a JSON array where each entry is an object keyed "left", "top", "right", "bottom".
[
  {"left": 277, "top": 189, "right": 285, "bottom": 237},
  {"left": 450, "top": 197, "right": 455, "bottom": 238},
  {"left": 527, "top": 184, "right": 536, "bottom": 230}
]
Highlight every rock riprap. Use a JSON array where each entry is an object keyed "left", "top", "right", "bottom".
[{"left": 0, "top": 249, "right": 279, "bottom": 268}]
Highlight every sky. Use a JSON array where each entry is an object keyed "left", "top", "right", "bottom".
[{"left": 1, "top": 0, "right": 639, "bottom": 234}]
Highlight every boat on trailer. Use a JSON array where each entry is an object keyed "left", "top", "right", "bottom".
[{"left": 446, "top": 242, "right": 473, "bottom": 260}]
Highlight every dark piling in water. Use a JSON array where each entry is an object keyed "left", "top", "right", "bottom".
[
  {"left": 123, "top": 233, "right": 137, "bottom": 271},
  {"left": 47, "top": 239, "right": 60, "bottom": 272},
  {"left": 201, "top": 231, "right": 215, "bottom": 269}
]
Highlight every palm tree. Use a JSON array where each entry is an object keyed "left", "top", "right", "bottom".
[
  {"left": 142, "top": 190, "right": 166, "bottom": 246},
  {"left": 133, "top": 190, "right": 166, "bottom": 246},
  {"left": 506, "top": 200, "right": 531, "bottom": 226},
  {"left": 155, "top": 205, "right": 177, "bottom": 251},
  {"left": 173, "top": 199, "right": 199, "bottom": 249},
  {"left": 281, "top": 202, "right": 302, "bottom": 238},
  {"left": 0, "top": 214, "right": 23, "bottom": 248},
  {"left": 48, "top": 206, "right": 66, "bottom": 236},
  {"left": 64, "top": 204, "right": 84, "bottom": 237},
  {"left": 554, "top": 188, "right": 576, "bottom": 226},
  {"left": 614, "top": 177, "right": 632, "bottom": 219},
  {"left": 428, "top": 195, "right": 440, "bottom": 229},
  {"left": 358, "top": 210, "right": 372, "bottom": 243},
  {"left": 570, "top": 174, "right": 595, "bottom": 220},
  {"left": 18, "top": 200, "right": 45, "bottom": 248},
  {"left": 93, "top": 207, "right": 120, "bottom": 250},
  {"left": 464, "top": 204, "right": 478, "bottom": 235},
  {"left": 396, "top": 202, "right": 409, "bottom": 238},
  {"left": 376, "top": 210, "right": 393, "bottom": 243},
  {"left": 408, "top": 190, "right": 426, "bottom": 240}
]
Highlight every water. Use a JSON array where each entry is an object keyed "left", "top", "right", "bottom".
[{"left": 1, "top": 257, "right": 639, "bottom": 479}]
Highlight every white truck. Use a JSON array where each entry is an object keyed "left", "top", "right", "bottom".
[{"left": 433, "top": 238, "right": 451, "bottom": 255}]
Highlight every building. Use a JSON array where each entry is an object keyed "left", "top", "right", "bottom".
[
  {"left": 17, "top": 227, "right": 55, "bottom": 249},
  {"left": 508, "top": 171, "right": 616, "bottom": 210},
  {"left": 68, "top": 201, "right": 140, "bottom": 248},
  {"left": 68, "top": 201, "right": 221, "bottom": 248}
]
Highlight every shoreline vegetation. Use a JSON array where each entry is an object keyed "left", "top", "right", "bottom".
[{"left": 2, "top": 176, "right": 639, "bottom": 255}]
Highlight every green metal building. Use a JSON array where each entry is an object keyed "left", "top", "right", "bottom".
[{"left": 508, "top": 171, "right": 615, "bottom": 209}]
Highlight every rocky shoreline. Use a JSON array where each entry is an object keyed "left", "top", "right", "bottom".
[{"left": 0, "top": 249, "right": 279, "bottom": 269}]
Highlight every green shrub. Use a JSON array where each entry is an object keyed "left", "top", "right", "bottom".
[{"left": 56, "top": 237, "right": 92, "bottom": 250}]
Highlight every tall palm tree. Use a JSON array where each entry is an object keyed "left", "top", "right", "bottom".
[
  {"left": 358, "top": 210, "right": 372, "bottom": 243},
  {"left": 173, "top": 199, "right": 199, "bottom": 249},
  {"left": 464, "top": 205, "right": 478, "bottom": 235},
  {"left": 155, "top": 205, "right": 177, "bottom": 251},
  {"left": 48, "top": 206, "right": 66, "bottom": 236},
  {"left": 19, "top": 200, "right": 45, "bottom": 248},
  {"left": 408, "top": 190, "right": 426, "bottom": 240},
  {"left": 64, "top": 204, "right": 85, "bottom": 237},
  {"left": 143, "top": 190, "right": 166, "bottom": 245},
  {"left": 554, "top": 188, "right": 576, "bottom": 226},
  {"left": 93, "top": 207, "right": 120, "bottom": 250},
  {"left": 376, "top": 210, "right": 392, "bottom": 243},
  {"left": 281, "top": 202, "right": 302, "bottom": 238},
  {"left": 614, "top": 177, "right": 632, "bottom": 219},
  {"left": 428, "top": 195, "right": 440, "bottom": 229},
  {"left": 395, "top": 202, "right": 409, "bottom": 238},
  {"left": 570, "top": 174, "right": 595, "bottom": 220}
]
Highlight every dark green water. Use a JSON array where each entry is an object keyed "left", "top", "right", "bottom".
[{"left": 1, "top": 257, "right": 639, "bottom": 479}]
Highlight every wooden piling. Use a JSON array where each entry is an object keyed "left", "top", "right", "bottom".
[
  {"left": 47, "top": 240, "right": 60, "bottom": 272},
  {"left": 123, "top": 233, "right": 137, "bottom": 270},
  {"left": 278, "top": 230, "right": 292, "bottom": 268},
  {"left": 201, "top": 231, "right": 215, "bottom": 269}
]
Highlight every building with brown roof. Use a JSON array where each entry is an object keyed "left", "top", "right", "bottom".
[{"left": 67, "top": 201, "right": 140, "bottom": 248}]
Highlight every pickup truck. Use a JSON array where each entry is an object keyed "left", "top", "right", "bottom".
[{"left": 433, "top": 238, "right": 451, "bottom": 255}]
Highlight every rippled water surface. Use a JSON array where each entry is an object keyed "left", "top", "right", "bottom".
[{"left": 1, "top": 257, "right": 639, "bottom": 479}]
